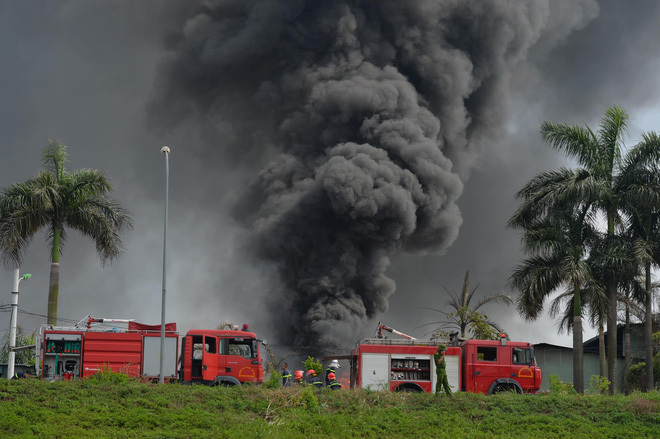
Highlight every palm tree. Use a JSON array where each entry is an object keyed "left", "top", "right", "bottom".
[
  {"left": 518, "top": 106, "right": 660, "bottom": 393},
  {"left": 616, "top": 132, "right": 660, "bottom": 391},
  {"left": 422, "top": 270, "right": 513, "bottom": 339},
  {"left": 509, "top": 205, "right": 597, "bottom": 393},
  {"left": 0, "top": 139, "right": 132, "bottom": 325}
]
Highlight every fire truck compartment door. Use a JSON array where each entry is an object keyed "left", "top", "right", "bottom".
[
  {"left": 142, "top": 335, "right": 178, "bottom": 378},
  {"left": 361, "top": 353, "right": 389, "bottom": 390},
  {"left": 444, "top": 354, "right": 461, "bottom": 393}
]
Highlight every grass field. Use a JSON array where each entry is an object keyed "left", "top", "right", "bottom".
[{"left": 0, "top": 377, "right": 658, "bottom": 438}]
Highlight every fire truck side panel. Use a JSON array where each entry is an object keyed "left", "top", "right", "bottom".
[
  {"left": 142, "top": 334, "right": 179, "bottom": 378},
  {"left": 82, "top": 332, "right": 143, "bottom": 377},
  {"left": 360, "top": 353, "right": 390, "bottom": 390}
]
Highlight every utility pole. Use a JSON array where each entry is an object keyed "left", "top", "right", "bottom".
[
  {"left": 159, "top": 146, "right": 170, "bottom": 384},
  {"left": 7, "top": 269, "right": 31, "bottom": 379}
]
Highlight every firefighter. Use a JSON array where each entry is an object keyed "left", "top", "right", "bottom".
[
  {"left": 325, "top": 359, "right": 341, "bottom": 386},
  {"left": 307, "top": 369, "right": 323, "bottom": 388},
  {"left": 434, "top": 344, "right": 451, "bottom": 396},
  {"left": 327, "top": 372, "right": 341, "bottom": 390},
  {"left": 281, "top": 362, "right": 292, "bottom": 387},
  {"left": 293, "top": 370, "right": 304, "bottom": 385}
]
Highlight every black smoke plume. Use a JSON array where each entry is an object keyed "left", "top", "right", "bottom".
[{"left": 150, "top": 0, "right": 598, "bottom": 349}]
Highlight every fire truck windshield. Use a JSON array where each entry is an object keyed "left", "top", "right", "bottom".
[
  {"left": 228, "top": 339, "right": 257, "bottom": 359},
  {"left": 512, "top": 348, "right": 532, "bottom": 365}
]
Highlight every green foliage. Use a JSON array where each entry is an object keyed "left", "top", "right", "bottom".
[
  {"left": 300, "top": 386, "right": 319, "bottom": 412},
  {"left": 0, "top": 380, "right": 659, "bottom": 438},
  {"left": 586, "top": 375, "right": 610, "bottom": 395},
  {"left": 548, "top": 373, "right": 577, "bottom": 395},
  {"left": 626, "top": 363, "right": 646, "bottom": 390},
  {"left": 87, "top": 365, "right": 134, "bottom": 384},
  {"left": 0, "top": 326, "right": 35, "bottom": 366},
  {"left": 465, "top": 310, "right": 499, "bottom": 340},
  {"left": 265, "top": 371, "right": 283, "bottom": 389},
  {"left": 653, "top": 332, "right": 660, "bottom": 355},
  {"left": 626, "top": 353, "right": 660, "bottom": 391},
  {"left": 0, "top": 139, "right": 133, "bottom": 325},
  {"left": 302, "top": 356, "right": 322, "bottom": 376},
  {"left": 425, "top": 271, "right": 511, "bottom": 341}
]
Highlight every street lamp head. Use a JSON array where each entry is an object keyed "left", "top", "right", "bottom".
[
  {"left": 161, "top": 146, "right": 170, "bottom": 155},
  {"left": 20, "top": 274, "right": 31, "bottom": 281}
]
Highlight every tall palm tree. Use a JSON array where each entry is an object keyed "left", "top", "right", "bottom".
[
  {"left": 0, "top": 139, "right": 132, "bottom": 325},
  {"left": 517, "top": 106, "right": 660, "bottom": 393},
  {"left": 422, "top": 270, "right": 512, "bottom": 339},
  {"left": 616, "top": 132, "right": 660, "bottom": 391},
  {"left": 509, "top": 205, "right": 597, "bottom": 393}
]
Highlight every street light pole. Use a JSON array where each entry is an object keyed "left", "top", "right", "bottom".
[
  {"left": 159, "top": 146, "right": 170, "bottom": 384},
  {"left": 7, "top": 268, "right": 31, "bottom": 379}
]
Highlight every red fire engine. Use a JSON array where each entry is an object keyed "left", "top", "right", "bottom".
[
  {"left": 349, "top": 324, "right": 542, "bottom": 394},
  {"left": 38, "top": 316, "right": 264, "bottom": 385}
]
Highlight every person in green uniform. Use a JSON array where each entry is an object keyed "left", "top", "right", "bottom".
[{"left": 434, "top": 345, "right": 452, "bottom": 396}]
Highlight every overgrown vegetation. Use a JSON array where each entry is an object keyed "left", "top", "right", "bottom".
[{"left": 0, "top": 379, "right": 657, "bottom": 438}]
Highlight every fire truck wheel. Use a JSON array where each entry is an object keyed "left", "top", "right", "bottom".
[{"left": 491, "top": 383, "right": 521, "bottom": 394}]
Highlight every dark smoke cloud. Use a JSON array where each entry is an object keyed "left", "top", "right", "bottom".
[{"left": 148, "top": 0, "right": 602, "bottom": 349}]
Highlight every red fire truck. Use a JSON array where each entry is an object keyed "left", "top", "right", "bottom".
[
  {"left": 38, "top": 316, "right": 264, "bottom": 385},
  {"left": 349, "top": 324, "right": 541, "bottom": 394}
]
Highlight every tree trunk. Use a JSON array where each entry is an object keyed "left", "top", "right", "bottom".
[
  {"left": 47, "top": 228, "right": 61, "bottom": 326},
  {"left": 599, "top": 321, "right": 606, "bottom": 378},
  {"left": 47, "top": 263, "right": 60, "bottom": 326},
  {"left": 606, "top": 207, "right": 617, "bottom": 394},
  {"left": 573, "top": 283, "right": 583, "bottom": 393},
  {"left": 645, "top": 261, "right": 654, "bottom": 391}
]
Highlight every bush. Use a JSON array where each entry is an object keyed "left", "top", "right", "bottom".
[
  {"left": 87, "top": 369, "right": 134, "bottom": 384},
  {"left": 300, "top": 386, "right": 319, "bottom": 412},
  {"left": 548, "top": 373, "right": 577, "bottom": 395},
  {"left": 302, "top": 356, "right": 322, "bottom": 377},
  {"left": 586, "top": 375, "right": 610, "bottom": 395},
  {"left": 264, "top": 371, "right": 282, "bottom": 389}
]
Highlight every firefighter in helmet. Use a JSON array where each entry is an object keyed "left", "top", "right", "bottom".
[
  {"left": 307, "top": 369, "right": 323, "bottom": 388},
  {"left": 325, "top": 359, "right": 341, "bottom": 386},
  {"left": 294, "top": 370, "right": 304, "bottom": 385},
  {"left": 327, "top": 372, "right": 342, "bottom": 390},
  {"left": 434, "top": 344, "right": 451, "bottom": 396}
]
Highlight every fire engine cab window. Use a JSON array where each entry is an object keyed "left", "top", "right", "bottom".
[
  {"left": 513, "top": 348, "right": 531, "bottom": 365},
  {"left": 477, "top": 346, "right": 497, "bottom": 362},
  {"left": 205, "top": 337, "right": 216, "bottom": 354},
  {"left": 228, "top": 340, "right": 255, "bottom": 359}
]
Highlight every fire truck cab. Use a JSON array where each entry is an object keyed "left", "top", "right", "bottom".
[
  {"left": 179, "top": 327, "right": 264, "bottom": 385},
  {"left": 462, "top": 338, "right": 541, "bottom": 394}
]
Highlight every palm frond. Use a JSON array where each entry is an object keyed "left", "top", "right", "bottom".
[{"left": 540, "top": 122, "right": 600, "bottom": 170}]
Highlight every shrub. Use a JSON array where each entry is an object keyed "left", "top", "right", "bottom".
[
  {"left": 302, "top": 356, "right": 322, "bottom": 377},
  {"left": 264, "top": 371, "right": 282, "bottom": 389},
  {"left": 548, "top": 373, "right": 577, "bottom": 395},
  {"left": 300, "top": 386, "right": 319, "bottom": 412},
  {"left": 586, "top": 375, "right": 610, "bottom": 395}
]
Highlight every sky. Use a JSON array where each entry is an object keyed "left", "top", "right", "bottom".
[{"left": 1, "top": 0, "right": 660, "bottom": 358}]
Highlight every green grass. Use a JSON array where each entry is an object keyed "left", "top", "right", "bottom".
[{"left": 0, "top": 379, "right": 658, "bottom": 438}]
